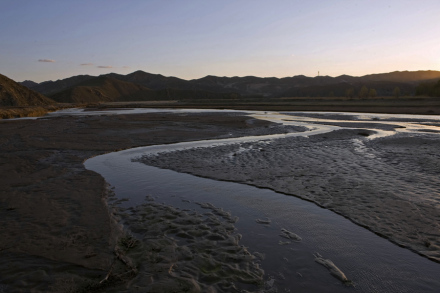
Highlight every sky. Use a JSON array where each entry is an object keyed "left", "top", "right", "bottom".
[{"left": 1, "top": 0, "right": 440, "bottom": 83}]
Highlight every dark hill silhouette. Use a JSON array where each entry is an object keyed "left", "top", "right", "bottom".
[
  {"left": 116, "top": 70, "right": 440, "bottom": 97},
  {"left": 109, "top": 70, "right": 190, "bottom": 90},
  {"left": 49, "top": 76, "right": 241, "bottom": 103},
  {"left": 279, "top": 80, "right": 415, "bottom": 98},
  {"left": 359, "top": 70, "right": 440, "bottom": 83},
  {"left": 21, "top": 75, "right": 95, "bottom": 96},
  {"left": 0, "top": 74, "right": 54, "bottom": 106},
  {"left": 49, "top": 76, "right": 155, "bottom": 103},
  {"left": 21, "top": 70, "right": 440, "bottom": 100},
  {"left": 20, "top": 80, "right": 39, "bottom": 88}
]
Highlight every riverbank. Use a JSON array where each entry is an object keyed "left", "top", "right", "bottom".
[
  {"left": 0, "top": 111, "right": 287, "bottom": 292},
  {"left": 2, "top": 94, "right": 440, "bottom": 121},
  {"left": 0, "top": 105, "right": 72, "bottom": 119},
  {"left": 90, "top": 95, "right": 440, "bottom": 115}
]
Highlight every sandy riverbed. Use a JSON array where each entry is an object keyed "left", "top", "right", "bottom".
[
  {"left": 1, "top": 109, "right": 440, "bottom": 292},
  {"left": 136, "top": 114, "right": 440, "bottom": 263},
  {"left": 0, "top": 111, "right": 292, "bottom": 292}
]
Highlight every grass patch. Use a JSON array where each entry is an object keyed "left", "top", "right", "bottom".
[{"left": 0, "top": 105, "right": 72, "bottom": 119}]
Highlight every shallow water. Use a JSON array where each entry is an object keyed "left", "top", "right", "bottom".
[
  {"left": 85, "top": 147, "right": 440, "bottom": 292},
  {"left": 45, "top": 107, "right": 247, "bottom": 117},
  {"left": 42, "top": 107, "right": 440, "bottom": 137},
  {"left": 85, "top": 110, "right": 440, "bottom": 292}
]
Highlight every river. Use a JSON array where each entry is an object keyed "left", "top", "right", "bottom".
[{"left": 84, "top": 109, "right": 440, "bottom": 292}]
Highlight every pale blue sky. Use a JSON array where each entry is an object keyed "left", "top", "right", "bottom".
[{"left": 1, "top": 0, "right": 439, "bottom": 82}]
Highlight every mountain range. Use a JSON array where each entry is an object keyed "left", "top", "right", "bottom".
[{"left": 17, "top": 70, "right": 440, "bottom": 104}]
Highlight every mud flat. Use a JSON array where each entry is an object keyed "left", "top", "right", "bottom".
[
  {"left": 2, "top": 108, "right": 440, "bottom": 292},
  {"left": 87, "top": 119, "right": 440, "bottom": 292},
  {"left": 103, "top": 197, "right": 266, "bottom": 292},
  {"left": 136, "top": 113, "right": 440, "bottom": 263},
  {"left": 0, "top": 110, "right": 292, "bottom": 292}
]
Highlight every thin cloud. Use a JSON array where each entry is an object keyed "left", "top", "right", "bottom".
[
  {"left": 122, "top": 66, "right": 130, "bottom": 68},
  {"left": 80, "top": 63, "right": 93, "bottom": 66},
  {"left": 97, "top": 65, "right": 112, "bottom": 68},
  {"left": 38, "top": 59, "right": 55, "bottom": 63}
]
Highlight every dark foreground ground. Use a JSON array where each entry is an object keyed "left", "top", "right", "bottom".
[
  {"left": 1, "top": 109, "right": 440, "bottom": 292},
  {"left": 0, "top": 111, "right": 288, "bottom": 292}
]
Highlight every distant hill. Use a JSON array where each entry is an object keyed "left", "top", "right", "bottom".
[
  {"left": 20, "top": 80, "right": 39, "bottom": 88},
  {"left": 279, "top": 80, "right": 416, "bottom": 98},
  {"left": 49, "top": 76, "right": 154, "bottom": 103},
  {"left": 21, "top": 70, "right": 440, "bottom": 101},
  {"left": 0, "top": 74, "right": 54, "bottom": 106},
  {"left": 107, "top": 71, "right": 191, "bottom": 90},
  {"left": 21, "top": 75, "right": 95, "bottom": 96},
  {"left": 184, "top": 71, "right": 440, "bottom": 97},
  {"left": 49, "top": 75, "right": 240, "bottom": 103},
  {"left": 359, "top": 70, "right": 440, "bottom": 83}
]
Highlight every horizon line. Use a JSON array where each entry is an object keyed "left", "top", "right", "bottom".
[{"left": 17, "top": 69, "right": 440, "bottom": 83}]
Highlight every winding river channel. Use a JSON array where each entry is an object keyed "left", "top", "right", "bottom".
[{"left": 83, "top": 109, "right": 440, "bottom": 292}]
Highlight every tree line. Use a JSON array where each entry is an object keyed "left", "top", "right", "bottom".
[
  {"left": 345, "top": 86, "right": 401, "bottom": 98},
  {"left": 279, "top": 81, "right": 438, "bottom": 98},
  {"left": 415, "top": 79, "right": 440, "bottom": 97}
]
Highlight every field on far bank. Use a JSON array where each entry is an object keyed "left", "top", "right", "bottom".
[
  {"left": 93, "top": 95, "right": 440, "bottom": 115},
  {"left": 1, "top": 95, "right": 439, "bottom": 120}
]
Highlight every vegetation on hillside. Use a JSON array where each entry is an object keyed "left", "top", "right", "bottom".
[
  {"left": 416, "top": 80, "right": 440, "bottom": 97},
  {"left": 48, "top": 76, "right": 241, "bottom": 103},
  {"left": 0, "top": 74, "right": 55, "bottom": 106},
  {"left": 0, "top": 105, "right": 68, "bottom": 119}
]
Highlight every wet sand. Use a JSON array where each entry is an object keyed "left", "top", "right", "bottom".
[
  {"left": 1, "top": 109, "right": 440, "bottom": 292},
  {"left": 136, "top": 114, "right": 440, "bottom": 263},
  {"left": 0, "top": 111, "right": 285, "bottom": 292},
  {"left": 87, "top": 121, "right": 440, "bottom": 293}
]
